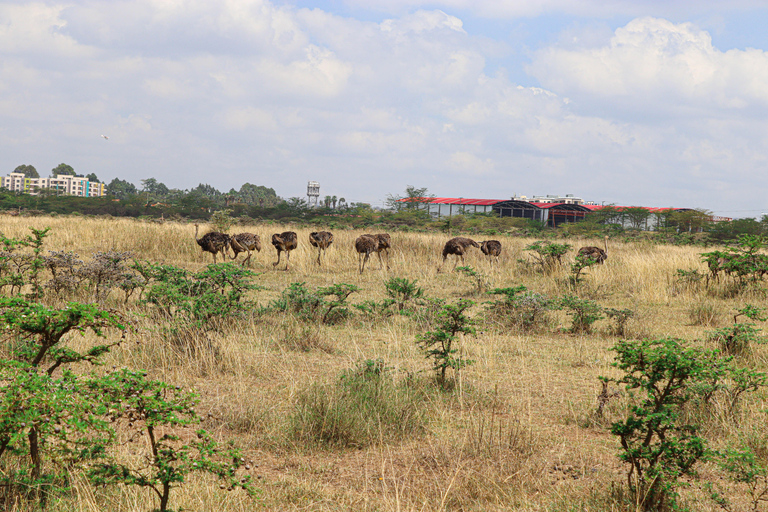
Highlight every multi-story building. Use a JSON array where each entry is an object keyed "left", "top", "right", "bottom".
[{"left": 1, "top": 172, "right": 106, "bottom": 197}]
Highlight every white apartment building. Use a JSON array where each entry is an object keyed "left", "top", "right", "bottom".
[{"left": 2, "top": 172, "right": 106, "bottom": 197}]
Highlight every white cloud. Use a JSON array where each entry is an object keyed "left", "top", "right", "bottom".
[
  {"left": 528, "top": 17, "right": 768, "bottom": 113},
  {"left": 2, "top": 2, "right": 768, "bottom": 214},
  {"left": 335, "top": 0, "right": 767, "bottom": 19}
]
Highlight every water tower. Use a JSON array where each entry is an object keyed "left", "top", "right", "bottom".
[{"left": 307, "top": 181, "right": 320, "bottom": 207}]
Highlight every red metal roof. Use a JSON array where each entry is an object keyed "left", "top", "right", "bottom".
[
  {"left": 398, "top": 197, "right": 505, "bottom": 206},
  {"left": 583, "top": 205, "right": 682, "bottom": 213}
]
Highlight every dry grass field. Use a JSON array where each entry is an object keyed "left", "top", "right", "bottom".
[{"left": 1, "top": 215, "right": 767, "bottom": 511}]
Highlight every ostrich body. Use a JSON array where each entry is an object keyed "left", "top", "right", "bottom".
[
  {"left": 309, "top": 231, "right": 333, "bottom": 266},
  {"left": 355, "top": 235, "right": 379, "bottom": 273},
  {"left": 229, "top": 233, "right": 261, "bottom": 266},
  {"left": 271, "top": 231, "right": 298, "bottom": 270},
  {"left": 194, "top": 223, "right": 230, "bottom": 264},
  {"left": 480, "top": 240, "right": 502, "bottom": 264},
  {"left": 439, "top": 237, "right": 480, "bottom": 271},
  {"left": 363, "top": 233, "right": 391, "bottom": 270},
  {"left": 577, "top": 236, "right": 608, "bottom": 264}
]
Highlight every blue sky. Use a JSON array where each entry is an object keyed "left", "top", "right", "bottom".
[{"left": 2, "top": 1, "right": 768, "bottom": 217}]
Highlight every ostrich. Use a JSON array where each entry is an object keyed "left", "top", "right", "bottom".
[
  {"left": 363, "top": 233, "right": 391, "bottom": 270},
  {"left": 355, "top": 234, "right": 379, "bottom": 273},
  {"left": 438, "top": 236, "right": 480, "bottom": 272},
  {"left": 271, "top": 231, "right": 298, "bottom": 270},
  {"left": 577, "top": 236, "right": 608, "bottom": 264},
  {"left": 309, "top": 231, "right": 333, "bottom": 266},
  {"left": 229, "top": 233, "right": 261, "bottom": 266},
  {"left": 480, "top": 240, "right": 502, "bottom": 264},
  {"left": 194, "top": 223, "right": 230, "bottom": 264}
]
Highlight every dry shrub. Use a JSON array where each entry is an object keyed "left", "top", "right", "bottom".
[
  {"left": 688, "top": 299, "right": 722, "bottom": 327},
  {"left": 278, "top": 324, "right": 334, "bottom": 353},
  {"left": 290, "top": 360, "right": 428, "bottom": 449}
]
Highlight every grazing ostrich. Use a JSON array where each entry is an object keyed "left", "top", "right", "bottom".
[
  {"left": 309, "top": 231, "right": 334, "bottom": 266},
  {"left": 229, "top": 233, "right": 261, "bottom": 266},
  {"left": 438, "top": 236, "right": 480, "bottom": 272},
  {"left": 194, "top": 223, "right": 230, "bottom": 264},
  {"left": 355, "top": 234, "right": 379, "bottom": 273},
  {"left": 364, "top": 233, "right": 391, "bottom": 270},
  {"left": 480, "top": 240, "right": 502, "bottom": 264},
  {"left": 577, "top": 236, "right": 608, "bottom": 264},
  {"left": 271, "top": 231, "right": 298, "bottom": 270}
]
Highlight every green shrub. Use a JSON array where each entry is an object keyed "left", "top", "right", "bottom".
[
  {"left": 456, "top": 265, "right": 490, "bottom": 294},
  {"left": 604, "top": 338, "right": 729, "bottom": 511},
  {"left": 384, "top": 277, "right": 423, "bottom": 310},
  {"left": 416, "top": 299, "right": 475, "bottom": 388},
  {"left": 706, "top": 305, "right": 767, "bottom": 356},
  {"left": 270, "top": 282, "right": 358, "bottom": 324},
  {"left": 485, "top": 286, "right": 554, "bottom": 331},
  {"left": 525, "top": 240, "right": 571, "bottom": 274},
  {"left": 137, "top": 261, "right": 260, "bottom": 329},
  {"left": 560, "top": 295, "right": 603, "bottom": 334}
]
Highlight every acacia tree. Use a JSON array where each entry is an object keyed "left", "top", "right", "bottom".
[
  {"left": 386, "top": 185, "right": 434, "bottom": 212},
  {"left": 623, "top": 207, "right": 652, "bottom": 230}
]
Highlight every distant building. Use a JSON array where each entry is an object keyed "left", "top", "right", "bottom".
[
  {"left": 529, "top": 194, "right": 583, "bottom": 205},
  {"left": 398, "top": 196, "right": 728, "bottom": 228},
  {"left": 1, "top": 172, "right": 106, "bottom": 197}
]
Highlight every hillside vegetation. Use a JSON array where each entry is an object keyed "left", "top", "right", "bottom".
[{"left": 0, "top": 215, "right": 766, "bottom": 511}]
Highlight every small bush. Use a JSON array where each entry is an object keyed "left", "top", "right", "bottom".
[
  {"left": 604, "top": 307, "right": 634, "bottom": 337},
  {"left": 560, "top": 295, "right": 603, "bottom": 334},
  {"left": 270, "top": 282, "right": 358, "bottom": 325},
  {"left": 688, "top": 299, "right": 721, "bottom": 327},
  {"left": 525, "top": 241, "right": 571, "bottom": 274},
  {"left": 291, "top": 360, "right": 427, "bottom": 448},
  {"left": 706, "top": 305, "right": 767, "bottom": 357},
  {"left": 485, "top": 286, "right": 554, "bottom": 332}
]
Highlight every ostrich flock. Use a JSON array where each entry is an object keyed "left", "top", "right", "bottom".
[{"left": 194, "top": 224, "right": 608, "bottom": 273}]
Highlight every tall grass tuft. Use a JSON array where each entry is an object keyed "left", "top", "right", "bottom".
[{"left": 290, "top": 359, "right": 428, "bottom": 448}]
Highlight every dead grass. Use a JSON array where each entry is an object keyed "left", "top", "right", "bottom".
[{"left": 2, "top": 216, "right": 766, "bottom": 511}]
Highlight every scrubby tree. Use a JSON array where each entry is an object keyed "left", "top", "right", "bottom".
[
  {"left": 14, "top": 164, "right": 38, "bottom": 178},
  {"left": 623, "top": 207, "right": 652, "bottom": 230},
  {"left": 106, "top": 178, "right": 138, "bottom": 199},
  {"left": 85, "top": 173, "right": 99, "bottom": 183},
  {"left": 51, "top": 163, "right": 75, "bottom": 177},
  {"left": 386, "top": 185, "right": 434, "bottom": 212}
]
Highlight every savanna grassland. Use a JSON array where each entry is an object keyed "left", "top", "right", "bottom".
[{"left": 1, "top": 215, "right": 767, "bottom": 512}]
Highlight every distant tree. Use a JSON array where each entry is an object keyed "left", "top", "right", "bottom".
[
  {"left": 287, "top": 197, "right": 309, "bottom": 214},
  {"left": 106, "top": 178, "right": 138, "bottom": 200},
  {"left": 332, "top": 195, "right": 338, "bottom": 210},
  {"left": 14, "top": 164, "right": 38, "bottom": 178},
  {"left": 338, "top": 197, "right": 347, "bottom": 210},
  {"left": 623, "top": 207, "right": 652, "bottom": 230},
  {"left": 669, "top": 209, "right": 713, "bottom": 233},
  {"left": 191, "top": 183, "right": 221, "bottom": 199},
  {"left": 85, "top": 173, "right": 100, "bottom": 183},
  {"left": 591, "top": 205, "right": 623, "bottom": 225},
  {"left": 51, "top": 163, "right": 76, "bottom": 177},
  {"left": 324, "top": 195, "right": 332, "bottom": 208},
  {"left": 386, "top": 185, "right": 434, "bottom": 212},
  {"left": 653, "top": 208, "right": 676, "bottom": 230},
  {"left": 707, "top": 218, "right": 763, "bottom": 242},
  {"left": 237, "top": 183, "right": 279, "bottom": 207},
  {"left": 141, "top": 178, "right": 169, "bottom": 198}
]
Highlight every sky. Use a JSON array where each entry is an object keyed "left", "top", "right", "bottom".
[{"left": 2, "top": 1, "right": 768, "bottom": 216}]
